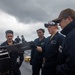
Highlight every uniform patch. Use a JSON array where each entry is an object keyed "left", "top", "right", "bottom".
[
  {"left": 59, "top": 46, "right": 63, "bottom": 53},
  {"left": 51, "top": 40, "right": 56, "bottom": 44},
  {"left": 41, "top": 42, "right": 44, "bottom": 45}
]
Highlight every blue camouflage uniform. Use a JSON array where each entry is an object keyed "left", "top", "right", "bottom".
[
  {"left": 30, "top": 37, "right": 46, "bottom": 75},
  {"left": 42, "top": 32, "right": 64, "bottom": 75}
]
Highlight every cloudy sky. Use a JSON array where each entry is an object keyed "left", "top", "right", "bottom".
[{"left": 0, "top": 0, "right": 75, "bottom": 43}]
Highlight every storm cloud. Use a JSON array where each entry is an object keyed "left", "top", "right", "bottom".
[
  {"left": 0, "top": 0, "right": 75, "bottom": 23},
  {"left": 0, "top": 0, "right": 75, "bottom": 43}
]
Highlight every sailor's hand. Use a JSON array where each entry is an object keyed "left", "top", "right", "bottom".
[{"left": 30, "top": 41, "right": 37, "bottom": 49}]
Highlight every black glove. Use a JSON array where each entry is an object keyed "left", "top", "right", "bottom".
[{"left": 30, "top": 41, "right": 37, "bottom": 49}]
